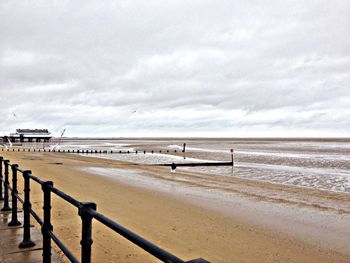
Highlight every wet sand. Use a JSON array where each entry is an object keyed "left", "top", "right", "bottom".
[{"left": 2, "top": 150, "right": 350, "bottom": 263}]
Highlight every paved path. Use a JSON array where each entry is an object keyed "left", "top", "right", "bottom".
[{"left": 0, "top": 201, "right": 62, "bottom": 263}]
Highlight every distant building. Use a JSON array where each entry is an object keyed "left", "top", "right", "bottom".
[{"left": 3, "top": 129, "right": 52, "bottom": 143}]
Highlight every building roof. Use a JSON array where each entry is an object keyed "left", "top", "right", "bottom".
[
  {"left": 16, "top": 129, "right": 50, "bottom": 134},
  {"left": 9, "top": 134, "right": 52, "bottom": 138},
  {"left": 8, "top": 129, "right": 52, "bottom": 138}
]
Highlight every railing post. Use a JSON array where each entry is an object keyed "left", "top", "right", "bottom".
[
  {"left": 19, "top": 170, "right": 35, "bottom": 248},
  {"left": 79, "top": 202, "right": 96, "bottom": 263},
  {"left": 42, "top": 181, "right": 53, "bottom": 263},
  {"left": 8, "top": 164, "right": 21, "bottom": 226},
  {"left": 1, "top": 160, "right": 11, "bottom": 211},
  {"left": 0, "top": 157, "right": 3, "bottom": 200}
]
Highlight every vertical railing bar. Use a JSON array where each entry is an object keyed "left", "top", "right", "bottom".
[
  {"left": 1, "top": 160, "right": 11, "bottom": 211},
  {"left": 42, "top": 181, "right": 53, "bottom": 262},
  {"left": 19, "top": 170, "right": 36, "bottom": 248},
  {"left": 79, "top": 202, "right": 96, "bottom": 263},
  {"left": 8, "top": 164, "right": 21, "bottom": 226},
  {"left": 0, "top": 157, "right": 3, "bottom": 200}
]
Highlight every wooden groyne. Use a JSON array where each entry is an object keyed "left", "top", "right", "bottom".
[
  {"left": 1, "top": 147, "right": 183, "bottom": 154},
  {"left": 156, "top": 161, "right": 233, "bottom": 167},
  {"left": 1, "top": 147, "right": 235, "bottom": 169}
]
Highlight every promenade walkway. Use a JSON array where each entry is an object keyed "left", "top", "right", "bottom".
[{"left": 0, "top": 200, "right": 62, "bottom": 263}]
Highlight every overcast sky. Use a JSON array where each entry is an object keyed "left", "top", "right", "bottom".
[{"left": 1, "top": 0, "right": 349, "bottom": 137}]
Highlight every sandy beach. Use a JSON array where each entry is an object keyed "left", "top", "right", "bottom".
[
  {"left": 2, "top": 144, "right": 350, "bottom": 262},
  {"left": 2, "top": 0, "right": 349, "bottom": 261}
]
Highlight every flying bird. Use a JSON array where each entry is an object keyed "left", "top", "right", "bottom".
[{"left": 60, "top": 129, "right": 66, "bottom": 137}]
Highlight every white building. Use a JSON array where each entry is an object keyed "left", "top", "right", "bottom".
[{"left": 5, "top": 129, "right": 52, "bottom": 143}]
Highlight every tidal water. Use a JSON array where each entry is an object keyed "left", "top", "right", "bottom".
[{"left": 9, "top": 138, "right": 350, "bottom": 194}]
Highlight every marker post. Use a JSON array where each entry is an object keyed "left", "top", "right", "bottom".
[
  {"left": 230, "top": 149, "right": 234, "bottom": 167},
  {"left": 182, "top": 143, "right": 186, "bottom": 159}
]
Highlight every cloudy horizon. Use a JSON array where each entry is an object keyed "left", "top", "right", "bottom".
[{"left": 1, "top": 1, "right": 349, "bottom": 138}]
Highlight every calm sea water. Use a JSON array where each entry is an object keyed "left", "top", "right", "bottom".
[{"left": 9, "top": 138, "right": 350, "bottom": 194}]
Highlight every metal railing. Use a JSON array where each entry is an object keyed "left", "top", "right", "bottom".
[{"left": 0, "top": 156, "right": 209, "bottom": 263}]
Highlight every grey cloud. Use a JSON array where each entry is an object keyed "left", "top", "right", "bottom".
[{"left": 0, "top": 0, "right": 349, "bottom": 136}]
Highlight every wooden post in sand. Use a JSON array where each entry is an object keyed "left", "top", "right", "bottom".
[{"left": 230, "top": 149, "right": 234, "bottom": 167}]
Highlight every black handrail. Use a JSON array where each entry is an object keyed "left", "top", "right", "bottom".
[
  {"left": 90, "top": 209, "right": 185, "bottom": 263},
  {"left": 0, "top": 156, "right": 209, "bottom": 263},
  {"left": 49, "top": 230, "right": 80, "bottom": 263},
  {"left": 50, "top": 187, "right": 81, "bottom": 207}
]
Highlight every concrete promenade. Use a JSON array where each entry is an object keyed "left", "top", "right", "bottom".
[{"left": 0, "top": 201, "right": 62, "bottom": 263}]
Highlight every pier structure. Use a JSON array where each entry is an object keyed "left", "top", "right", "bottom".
[{"left": 2, "top": 129, "right": 52, "bottom": 143}]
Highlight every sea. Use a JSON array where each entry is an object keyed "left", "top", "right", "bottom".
[{"left": 27, "top": 138, "right": 350, "bottom": 195}]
